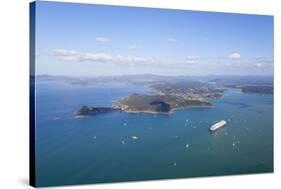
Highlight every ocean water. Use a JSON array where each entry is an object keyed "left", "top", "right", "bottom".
[{"left": 35, "top": 80, "right": 273, "bottom": 187}]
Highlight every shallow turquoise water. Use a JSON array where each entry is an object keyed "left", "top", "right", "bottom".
[{"left": 35, "top": 81, "right": 273, "bottom": 186}]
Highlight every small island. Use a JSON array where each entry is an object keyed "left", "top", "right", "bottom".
[{"left": 75, "top": 106, "right": 120, "bottom": 116}]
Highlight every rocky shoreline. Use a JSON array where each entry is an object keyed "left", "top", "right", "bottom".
[{"left": 119, "top": 104, "right": 212, "bottom": 115}]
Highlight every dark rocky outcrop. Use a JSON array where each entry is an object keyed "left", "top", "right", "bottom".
[{"left": 76, "top": 106, "right": 120, "bottom": 116}]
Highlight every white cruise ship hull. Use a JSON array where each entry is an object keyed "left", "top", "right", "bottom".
[{"left": 209, "top": 120, "right": 226, "bottom": 132}]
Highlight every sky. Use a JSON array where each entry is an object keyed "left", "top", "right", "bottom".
[{"left": 34, "top": 1, "right": 274, "bottom": 77}]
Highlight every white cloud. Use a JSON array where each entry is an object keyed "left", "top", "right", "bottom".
[
  {"left": 254, "top": 62, "right": 273, "bottom": 69},
  {"left": 255, "top": 63, "right": 263, "bottom": 68},
  {"left": 128, "top": 45, "right": 141, "bottom": 51},
  {"left": 52, "top": 49, "right": 154, "bottom": 65},
  {"left": 53, "top": 49, "right": 112, "bottom": 62},
  {"left": 255, "top": 56, "right": 273, "bottom": 64},
  {"left": 115, "top": 55, "right": 151, "bottom": 64},
  {"left": 184, "top": 56, "right": 199, "bottom": 65},
  {"left": 228, "top": 52, "right": 241, "bottom": 60},
  {"left": 95, "top": 37, "right": 111, "bottom": 43},
  {"left": 167, "top": 37, "right": 177, "bottom": 43}
]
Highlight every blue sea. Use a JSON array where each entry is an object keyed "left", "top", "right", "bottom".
[{"left": 35, "top": 80, "right": 273, "bottom": 187}]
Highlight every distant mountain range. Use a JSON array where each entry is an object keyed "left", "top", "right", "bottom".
[{"left": 36, "top": 74, "right": 273, "bottom": 86}]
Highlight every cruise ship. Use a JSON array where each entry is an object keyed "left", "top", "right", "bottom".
[{"left": 209, "top": 120, "right": 226, "bottom": 132}]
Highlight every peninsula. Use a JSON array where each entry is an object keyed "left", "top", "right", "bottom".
[
  {"left": 75, "top": 80, "right": 224, "bottom": 116},
  {"left": 241, "top": 85, "right": 273, "bottom": 94},
  {"left": 116, "top": 94, "right": 211, "bottom": 114}
]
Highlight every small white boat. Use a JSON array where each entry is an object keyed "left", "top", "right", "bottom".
[
  {"left": 132, "top": 136, "right": 138, "bottom": 140},
  {"left": 209, "top": 120, "right": 226, "bottom": 132},
  {"left": 74, "top": 115, "right": 86, "bottom": 119}
]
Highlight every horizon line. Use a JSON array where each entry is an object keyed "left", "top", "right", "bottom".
[{"left": 33, "top": 73, "right": 274, "bottom": 78}]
